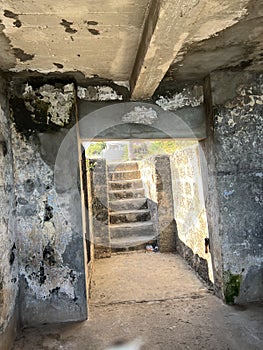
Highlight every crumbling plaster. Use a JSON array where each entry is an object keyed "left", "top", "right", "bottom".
[
  {"left": 8, "top": 81, "right": 87, "bottom": 325},
  {"left": 0, "top": 77, "right": 18, "bottom": 350},
  {"left": 152, "top": 83, "right": 214, "bottom": 284}
]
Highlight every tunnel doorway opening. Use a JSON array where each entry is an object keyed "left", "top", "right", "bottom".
[
  {"left": 73, "top": 101, "right": 215, "bottom": 319},
  {"left": 79, "top": 136, "right": 215, "bottom": 315}
]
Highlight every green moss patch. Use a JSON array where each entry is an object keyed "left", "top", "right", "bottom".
[{"left": 223, "top": 271, "right": 242, "bottom": 304}]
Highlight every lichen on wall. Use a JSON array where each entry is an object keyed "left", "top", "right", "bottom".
[
  {"left": 77, "top": 85, "right": 123, "bottom": 101},
  {"left": 154, "top": 84, "right": 203, "bottom": 111},
  {"left": 210, "top": 71, "right": 263, "bottom": 303},
  {"left": 23, "top": 83, "right": 75, "bottom": 126},
  {"left": 122, "top": 106, "right": 158, "bottom": 125},
  {"left": 223, "top": 271, "right": 242, "bottom": 304},
  {"left": 13, "top": 135, "right": 79, "bottom": 300}
]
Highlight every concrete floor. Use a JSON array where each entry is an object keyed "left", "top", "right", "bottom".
[{"left": 13, "top": 252, "right": 263, "bottom": 350}]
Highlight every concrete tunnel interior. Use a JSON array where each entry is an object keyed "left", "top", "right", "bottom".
[
  {"left": 0, "top": 0, "right": 262, "bottom": 348},
  {"left": 0, "top": 72, "right": 262, "bottom": 350},
  {"left": 80, "top": 134, "right": 216, "bottom": 311}
]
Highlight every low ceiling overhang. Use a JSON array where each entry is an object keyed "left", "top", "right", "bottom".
[{"left": 0, "top": 0, "right": 262, "bottom": 99}]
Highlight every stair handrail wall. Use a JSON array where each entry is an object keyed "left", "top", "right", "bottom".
[{"left": 86, "top": 158, "right": 111, "bottom": 259}]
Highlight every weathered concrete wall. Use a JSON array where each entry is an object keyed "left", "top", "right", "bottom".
[
  {"left": 80, "top": 147, "right": 95, "bottom": 293},
  {"left": 87, "top": 159, "right": 110, "bottom": 259},
  {"left": 9, "top": 81, "right": 88, "bottom": 325},
  {"left": 155, "top": 156, "right": 176, "bottom": 252},
  {"left": 0, "top": 77, "right": 18, "bottom": 350},
  {"left": 204, "top": 71, "right": 263, "bottom": 303},
  {"left": 153, "top": 82, "right": 205, "bottom": 139},
  {"left": 139, "top": 156, "right": 175, "bottom": 252},
  {"left": 170, "top": 142, "right": 214, "bottom": 285},
  {"left": 200, "top": 78, "right": 224, "bottom": 298},
  {"left": 138, "top": 158, "right": 159, "bottom": 241},
  {"left": 78, "top": 81, "right": 206, "bottom": 140}
]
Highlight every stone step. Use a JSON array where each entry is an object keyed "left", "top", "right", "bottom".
[
  {"left": 108, "top": 170, "right": 141, "bottom": 181},
  {"left": 108, "top": 188, "right": 145, "bottom": 200},
  {"left": 109, "top": 198, "right": 148, "bottom": 211},
  {"left": 110, "top": 209, "right": 151, "bottom": 224},
  {"left": 110, "top": 221, "right": 154, "bottom": 238},
  {"left": 111, "top": 236, "right": 157, "bottom": 249},
  {"left": 108, "top": 179, "right": 143, "bottom": 190},
  {"left": 108, "top": 162, "right": 138, "bottom": 172}
]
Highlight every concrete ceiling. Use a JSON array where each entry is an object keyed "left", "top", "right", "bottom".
[
  {"left": 0, "top": 0, "right": 262, "bottom": 99},
  {"left": 0, "top": 0, "right": 151, "bottom": 80}
]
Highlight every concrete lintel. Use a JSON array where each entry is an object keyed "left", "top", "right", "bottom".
[{"left": 78, "top": 101, "right": 206, "bottom": 140}]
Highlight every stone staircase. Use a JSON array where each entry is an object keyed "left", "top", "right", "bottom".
[{"left": 107, "top": 161, "right": 156, "bottom": 251}]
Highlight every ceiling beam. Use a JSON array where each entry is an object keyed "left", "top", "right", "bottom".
[
  {"left": 130, "top": 0, "right": 189, "bottom": 100},
  {"left": 130, "top": 0, "right": 249, "bottom": 100}
]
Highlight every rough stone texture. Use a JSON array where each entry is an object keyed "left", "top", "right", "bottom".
[
  {"left": 170, "top": 142, "right": 214, "bottom": 285},
  {"left": 87, "top": 159, "right": 110, "bottom": 258},
  {"left": 0, "top": 76, "right": 18, "bottom": 350},
  {"left": 206, "top": 71, "right": 263, "bottom": 303},
  {"left": 10, "top": 81, "right": 75, "bottom": 136},
  {"left": 9, "top": 81, "right": 88, "bottom": 325}
]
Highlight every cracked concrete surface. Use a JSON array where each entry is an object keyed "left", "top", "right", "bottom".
[
  {"left": 13, "top": 253, "right": 263, "bottom": 350},
  {"left": 0, "top": 0, "right": 261, "bottom": 89}
]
